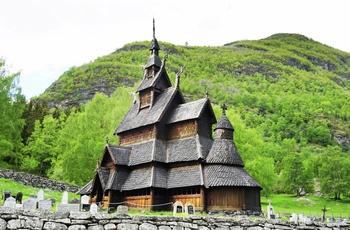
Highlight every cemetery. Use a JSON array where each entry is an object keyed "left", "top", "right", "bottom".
[{"left": 0, "top": 187, "right": 350, "bottom": 229}]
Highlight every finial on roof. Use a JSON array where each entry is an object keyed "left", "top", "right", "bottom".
[
  {"left": 206, "top": 91, "right": 210, "bottom": 99},
  {"left": 221, "top": 103, "right": 228, "bottom": 115},
  {"left": 175, "top": 65, "right": 186, "bottom": 88},
  {"left": 130, "top": 91, "right": 138, "bottom": 104},
  {"left": 163, "top": 51, "right": 169, "bottom": 63},
  {"left": 153, "top": 18, "right": 155, "bottom": 38},
  {"left": 106, "top": 136, "right": 109, "bottom": 143},
  {"left": 95, "top": 158, "right": 100, "bottom": 172}
]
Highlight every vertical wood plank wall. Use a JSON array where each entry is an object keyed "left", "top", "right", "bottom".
[{"left": 206, "top": 187, "right": 244, "bottom": 210}]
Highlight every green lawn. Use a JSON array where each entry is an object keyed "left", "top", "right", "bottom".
[
  {"left": 0, "top": 178, "right": 80, "bottom": 210},
  {"left": 261, "top": 194, "right": 350, "bottom": 218},
  {"left": 1, "top": 177, "right": 350, "bottom": 218}
]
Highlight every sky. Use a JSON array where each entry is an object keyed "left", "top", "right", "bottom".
[{"left": 1, "top": 0, "right": 349, "bottom": 99}]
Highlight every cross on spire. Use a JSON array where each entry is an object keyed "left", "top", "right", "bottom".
[{"left": 221, "top": 103, "right": 228, "bottom": 115}]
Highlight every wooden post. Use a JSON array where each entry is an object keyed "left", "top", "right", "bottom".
[
  {"left": 200, "top": 187, "right": 205, "bottom": 211},
  {"left": 150, "top": 188, "right": 154, "bottom": 211},
  {"left": 242, "top": 188, "right": 246, "bottom": 210}
]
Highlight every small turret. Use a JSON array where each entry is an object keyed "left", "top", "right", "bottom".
[{"left": 214, "top": 104, "right": 234, "bottom": 140}]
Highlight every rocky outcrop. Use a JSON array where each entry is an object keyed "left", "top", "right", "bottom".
[
  {"left": 0, "top": 207, "right": 349, "bottom": 230},
  {"left": 0, "top": 168, "right": 79, "bottom": 193}
]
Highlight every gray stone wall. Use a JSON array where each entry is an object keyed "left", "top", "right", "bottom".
[
  {"left": 0, "top": 168, "right": 80, "bottom": 193},
  {"left": 0, "top": 207, "right": 349, "bottom": 230}
]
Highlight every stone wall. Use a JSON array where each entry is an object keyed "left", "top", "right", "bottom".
[
  {"left": 0, "top": 168, "right": 80, "bottom": 193},
  {"left": 0, "top": 206, "right": 349, "bottom": 230}
]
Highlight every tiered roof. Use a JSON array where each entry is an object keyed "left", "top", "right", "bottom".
[{"left": 77, "top": 20, "right": 261, "bottom": 196}]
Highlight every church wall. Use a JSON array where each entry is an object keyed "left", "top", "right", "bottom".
[
  {"left": 206, "top": 187, "right": 244, "bottom": 210},
  {"left": 167, "top": 120, "right": 197, "bottom": 140},
  {"left": 119, "top": 125, "right": 156, "bottom": 146},
  {"left": 139, "top": 89, "right": 153, "bottom": 109},
  {"left": 245, "top": 188, "right": 261, "bottom": 211},
  {"left": 123, "top": 188, "right": 152, "bottom": 210},
  {"left": 197, "top": 110, "right": 214, "bottom": 138},
  {"left": 168, "top": 186, "right": 204, "bottom": 211}
]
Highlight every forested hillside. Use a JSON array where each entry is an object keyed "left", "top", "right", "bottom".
[{"left": 3, "top": 33, "right": 350, "bottom": 198}]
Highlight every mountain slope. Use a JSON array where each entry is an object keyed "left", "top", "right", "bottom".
[{"left": 38, "top": 33, "right": 350, "bottom": 151}]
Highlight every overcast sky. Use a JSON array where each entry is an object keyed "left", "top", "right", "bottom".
[{"left": 1, "top": 0, "right": 349, "bottom": 99}]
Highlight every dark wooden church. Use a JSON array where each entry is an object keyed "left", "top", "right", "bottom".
[{"left": 77, "top": 20, "right": 261, "bottom": 212}]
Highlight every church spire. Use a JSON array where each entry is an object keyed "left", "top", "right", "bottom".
[
  {"left": 153, "top": 18, "right": 156, "bottom": 38},
  {"left": 145, "top": 18, "right": 161, "bottom": 69}
]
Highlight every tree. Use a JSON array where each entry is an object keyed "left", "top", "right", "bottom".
[
  {"left": 21, "top": 115, "right": 62, "bottom": 176},
  {"left": 50, "top": 89, "right": 132, "bottom": 185},
  {"left": 281, "top": 152, "right": 314, "bottom": 196},
  {"left": 317, "top": 146, "right": 350, "bottom": 200},
  {"left": 0, "top": 58, "right": 25, "bottom": 167},
  {"left": 245, "top": 156, "right": 277, "bottom": 196}
]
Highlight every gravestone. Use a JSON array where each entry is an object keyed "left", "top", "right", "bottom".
[
  {"left": 38, "top": 199, "right": 52, "bottom": 211},
  {"left": 290, "top": 213, "right": 298, "bottom": 223},
  {"left": 56, "top": 203, "right": 80, "bottom": 213},
  {"left": 61, "top": 191, "right": 68, "bottom": 204},
  {"left": 90, "top": 203, "right": 98, "bottom": 215},
  {"left": 299, "top": 214, "right": 304, "bottom": 223},
  {"left": 37, "top": 189, "right": 44, "bottom": 202},
  {"left": 267, "top": 200, "right": 275, "bottom": 220},
  {"left": 173, "top": 201, "right": 183, "bottom": 216},
  {"left": 184, "top": 202, "right": 195, "bottom": 215},
  {"left": 3, "top": 191, "right": 11, "bottom": 202},
  {"left": 117, "top": 205, "right": 128, "bottom": 215},
  {"left": 4, "top": 197, "right": 16, "bottom": 209},
  {"left": 81, "top": 195, "right": 90, "bottom": 211},
  {"left": 22, "top": 198, "right": 37, "bottom": 210},
  {"left": 15, "top": 192, "right": 23, "bottom": 204}
]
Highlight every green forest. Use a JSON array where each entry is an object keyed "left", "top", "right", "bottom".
[{"left": 1, "top": 33, "right": 350, "bottom": 199}]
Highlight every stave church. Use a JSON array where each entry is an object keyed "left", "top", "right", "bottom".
[{"left": 77, "top": 20, "right": 262, "bottom": 212}]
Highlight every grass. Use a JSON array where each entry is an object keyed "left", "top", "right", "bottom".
[
  {"left": 261, "top": 194, "right": 350, "bottom": 218},
  {"left": 0, "top": 178, "right": 80, "bottom": 210},
  {"left": 1, "top": 178, "right": 350, "bottom": 218}
]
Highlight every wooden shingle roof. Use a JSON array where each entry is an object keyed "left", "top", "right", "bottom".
[
  {"left": 98, "top": 168, "right": 110, "bottom": 191},
  {"left": 76, "top": 180, "right": 93, "bottom": 195},
  {"left": 137, "top": 61, "right": 169, "bottom": 92},
  {"left": 167, "top": 135, "right": 213, "bottom": 163},
  {"left": 105, "top": 169, "right": 129, "bottom": 191},
  {"left": 166, "top": 98, "right": 216, "bottom": 124},
  {"left": 167, "top": 165, "right": 203, "bottom": 189},
  {"left": 107, "top": 145, "right": 131, "bottom": 165},
  {"left": 115, "top": 87, "right": 181, "bottom": 134},
  {"left": 206, "top": 139, "right": 244, "bottom": 166},
  {"left": 204, "top": 165, "right": 261, "bottom": 188},
  {"left": 122, "top": 167, "right": 153, "bottom": 191},
  {"left": 214, "top": 114, "right": 234, "bottom": 131}
]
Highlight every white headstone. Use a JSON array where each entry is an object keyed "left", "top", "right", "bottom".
[
  {"left": 37, "top": 189, "right": 44, "bottom": 201},
  {"left": 81, "top": 195, "right": 89, "bottom": 204},
  {"left": 117, "top": 205, "right": 128, "bottom": 215},
  {"left": 290, "top": 213, "right": 298, "bottom": 223},
  {"left": 173, "top": 201, "right": 183, "bottom": 216},
  {"left": 61, "top": 191, "right": 69, "bottom": 204},
  {"left": 38, "top": 199, "right": 52, "bottom": 211},
  {"left": 90, "top": 203, "right": 98, "bottom": 215},
  {"left": 267, "top": 200, "right": 275, "bottom": 220},
  {"left": 22, "top": 198, "right": 37, "bottom": 210},
  {"left": 299, "top": 214, "right": 304, "bottom": 223},
  {"left": 184, "top": 202, "right": 195, "bottom": 215},
  {"left": 4, "top": 197, "right": 16, "bottom": 209}
]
